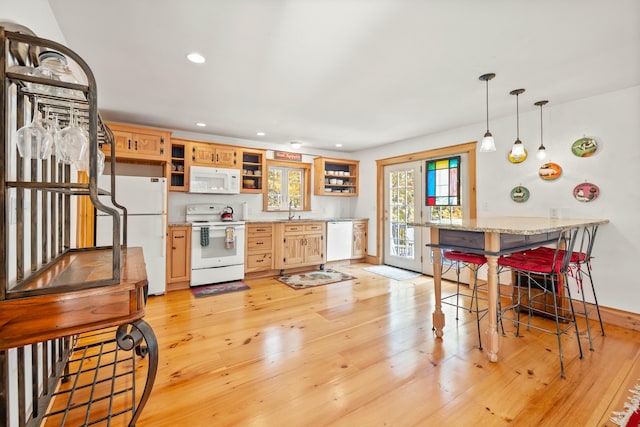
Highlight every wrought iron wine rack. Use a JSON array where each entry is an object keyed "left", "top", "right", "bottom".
[{"left": 0, "top": 25, "right": 158, "bottom": 427}]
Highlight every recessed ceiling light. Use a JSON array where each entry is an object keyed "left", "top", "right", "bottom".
[
  {"left": 335, "top": 144, "right": 343, "bottom": 147},
  {"left": 195, "top": 122, "right": 206, "bottom": 127},
  {"left": 187, "top": 52, "right": 205, "bottom": 64},
  {"left": 256, "top": 131, "right": 265, "bottom": 137}
]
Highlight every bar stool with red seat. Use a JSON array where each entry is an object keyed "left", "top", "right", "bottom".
[
  {"left": 441, "top": 250, "right": 488, "bottom": 350},
  {"left": 497, "top": 228, "right": 583, "bottom": 379},
  {"left": 525, "top": 225, "right": 603, "bottom": 350}
]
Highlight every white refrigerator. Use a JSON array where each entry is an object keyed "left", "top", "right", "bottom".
[{"left": 96, "top": 175, "right": 167, "bottom": 295}]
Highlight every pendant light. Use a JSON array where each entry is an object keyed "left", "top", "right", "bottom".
[
  {"left": 509, "top": 88, "right": 526, "bottom": 160},
  {"left": 534, "top": 100, "right": 549, "bottom": 160},
  {"left": 478, "top": 73, "right": 496, "bottom": 152}
]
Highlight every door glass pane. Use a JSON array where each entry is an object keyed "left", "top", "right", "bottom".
[{"left": 389, "top": 169, "right": 415, "bottom": 259}]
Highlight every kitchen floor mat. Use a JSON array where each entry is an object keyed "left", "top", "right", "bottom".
[{"left": 191, "top": 281, "right": 249, "bottom": 298}]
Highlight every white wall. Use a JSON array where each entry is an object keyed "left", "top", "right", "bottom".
[
  {"left": 0, "top": 0, "right": 66, "bottom": 42},
  {"left": 354, "top": 86, "right": 640, "bottom": 313}
]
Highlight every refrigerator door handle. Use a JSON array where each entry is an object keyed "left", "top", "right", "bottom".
[{"left": 161, "top": 215, "right": 166, "bottom": 257}]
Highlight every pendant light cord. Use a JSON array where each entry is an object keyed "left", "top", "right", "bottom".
[
  {"left": 516, "top": 93, "right": 520, "bottom": 139},
  {"left": 539, "top": 104, "right": 543, "bottom": 146},
  {"left": 485, "top": 80, "right": 490, "bottom": 133}
]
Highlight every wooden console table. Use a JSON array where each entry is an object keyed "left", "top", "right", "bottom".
[
  {"left": 425, "top": 216, "right": 609, "bottom": 363},
  {"left": 0, "top": 247, "right": 158, "bottom": 426}
]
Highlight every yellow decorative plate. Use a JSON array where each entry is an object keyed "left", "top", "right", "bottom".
[{"left": 508, "top": 148, "right": 528, "bottom": 163}]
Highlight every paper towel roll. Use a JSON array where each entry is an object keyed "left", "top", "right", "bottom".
[{"left": 241, "top": 202, "right": 249, "bottom": 220}]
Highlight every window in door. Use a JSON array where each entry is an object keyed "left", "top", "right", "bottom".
[
  {"left": 425, "top": 156, "right": 462, "bottom": 222},
  {"left": 265, "top": 160, "right": 311, "bottom": 212},
  {"left": 389, "top": 168, "right": 416, "bottom": 258}
]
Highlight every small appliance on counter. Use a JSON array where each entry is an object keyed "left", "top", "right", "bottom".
[
  {"left": 221, "top": 206, "right": 234, "bottom": 221},
  {"left": 186, "top": 203, "right": 245, "bottom": 286}
]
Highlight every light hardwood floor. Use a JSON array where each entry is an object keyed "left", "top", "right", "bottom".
[{"left": 68, "top": 263, "right": 640, "bottom": 426}]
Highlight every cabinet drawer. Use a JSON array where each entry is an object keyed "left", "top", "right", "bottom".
[
  {"left": 247, "top": 253, "right": 273, "bottom": 270},
  {"left": 248, "top": 225, "right": 273, "bottom": 235},
  {"left": 284, "top": 224, "right": 305, "bottom": 233},
  {"left": 438, "top": 229, "right": 484, "bottom": 250},
  {"left": 353, "top": 222, "right": 366, "bottom": 230},
  {"left": 305, "top": 224, "right": 323, "bottom": 232},
  {"left": 247, "top": 236, "right": 273, "bottom": 251},
  {"left": 284, "top": 223, "right": 324, "bottom": 233}
]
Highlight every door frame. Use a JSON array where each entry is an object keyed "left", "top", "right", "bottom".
[{"left": 374, "top": 141, "right": 478, "bottom": 265}]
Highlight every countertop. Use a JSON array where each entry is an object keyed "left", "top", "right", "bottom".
[
  {"left": 412, "top": 216, "right": 609, "bottom": 235},
  {"left": 168, "top": 218, "right": 368, "bottom": 227}
]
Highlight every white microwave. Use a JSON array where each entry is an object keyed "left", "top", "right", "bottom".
[{"left": 189, "top": 166, "right": 240, "bottom": 194}]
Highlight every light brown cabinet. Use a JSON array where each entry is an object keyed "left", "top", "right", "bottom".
[
  {"left": 167, "top": 225, "right": 191, "bottom": 289},
  {"left": 352, "top": 220, "right": 368, "bottom": 259},
  {"left": 245, "top": 223, "right": 274, "bottom": 273},
  {"left": 313, "top": 157, "right": 359, "bottom": 196},
  {"left": 241, "top": 148, "right": 266, "bottom": 193},
  {"left": 190, "top": 141, "right": 238, "bottom": 168},
  {"left": 277, "top": 222, "right": 325, "bottom": 270},
  {"left": 103, "top": 122, "right": 170, "bottom": 162}
]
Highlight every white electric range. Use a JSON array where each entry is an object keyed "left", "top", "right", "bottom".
[{"left": 186, "top": 204, "right": 245, "bottom": 286}]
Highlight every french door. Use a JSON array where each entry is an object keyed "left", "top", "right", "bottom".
[
  {"left": 383, "top": 153, "right": 471, "bottom": 280},
  {"left": 383, "top": 162, "right": 422, "bottom": 272}
]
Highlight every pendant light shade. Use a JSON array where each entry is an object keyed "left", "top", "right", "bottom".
[
  {"left": 479, "top": 73, "right": 496, "bottom": 152},
  {"left": 534, "top": 100, "right": 549, "bottom": 160},
  {"left": 509, "top": 88, "right": 526, "bottom": 160}
]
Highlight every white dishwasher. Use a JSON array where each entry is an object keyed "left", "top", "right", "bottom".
[{"left": 326, "top": 221, "right": 353, "bottom": 261}]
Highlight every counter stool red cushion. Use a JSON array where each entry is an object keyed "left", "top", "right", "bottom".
[
  {"left": 514, "top": 226, "right": 604, "bottom": 350},
  {"left": 496, "top": 227, "right": 583, "bottom": 379},
  {"left": 441, "top": 250, "right": 488, "bottom": 350},
  {"left": 443, "top": 250, "right": 487, "bottom": 265}
]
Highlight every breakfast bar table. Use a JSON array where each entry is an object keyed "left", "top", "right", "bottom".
[{"left": 425, "top": 216, "right": 609, "bottom": 362}]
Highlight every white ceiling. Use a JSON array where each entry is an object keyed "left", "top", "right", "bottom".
[{"left": 48, "top": 0, "right": 640, "bottom": 153}]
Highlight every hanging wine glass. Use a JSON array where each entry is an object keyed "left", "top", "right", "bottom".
[
  {"left": 44, "top": 106, "right": 62, "bottom": 159},
  {"left": 76, "top": 141, "right": 105, "bottom": 176},
  {"left": 14, "top": 97, "right": 53, "bottom": 159},
  {"left": 57, "top": 105, "right": 87, "bottom": 165}
]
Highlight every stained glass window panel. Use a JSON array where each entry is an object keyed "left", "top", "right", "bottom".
[{"left": 425, "top": 156, "right": 461, "bottom": 206}]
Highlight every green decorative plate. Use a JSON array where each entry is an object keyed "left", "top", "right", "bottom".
[
  {"left": 510, "top": 186, "right": 530, "bottom": 203},
  {"left": 571, "top": 137, "right": 598, "bottom": 157}
]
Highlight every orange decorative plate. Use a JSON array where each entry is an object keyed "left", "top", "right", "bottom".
[{"left": 539, "top": 162, "right": 562, "bottom": 180}]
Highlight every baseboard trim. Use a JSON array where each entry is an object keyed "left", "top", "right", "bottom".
[{"left": 496, "top": 282, "right": 640, "bottom": 332}]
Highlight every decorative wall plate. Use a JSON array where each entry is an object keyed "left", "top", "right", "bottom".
[
  {"left": 573, "top": 182, "right": 600, "bottom": 202},
  {"left": 571, "top": 137, "right": 598, "bottom": 157},
  {"left": 539, "top": 162, "right": 562, "bottom": 180},
  {"left": 508, "top": 148, "right": 528, "bottom": 163},
  {"left": 510, "top": 186, "right": 530, "bottom": 203}
]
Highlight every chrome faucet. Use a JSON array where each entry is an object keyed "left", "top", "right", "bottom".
[{"left": 288, "top": 200, "right": 295, "bottom": 220}]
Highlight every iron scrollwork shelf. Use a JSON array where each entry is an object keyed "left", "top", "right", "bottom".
[{"left": 1, "top": 24, "right": 158, "bottom": 427}]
